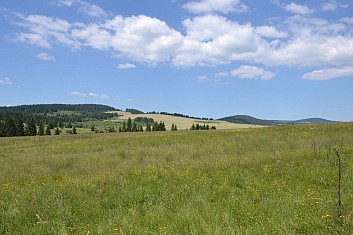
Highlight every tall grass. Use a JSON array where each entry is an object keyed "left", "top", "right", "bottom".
[{"left": 1, "top": 123, "right": 353, "bottom": 234}]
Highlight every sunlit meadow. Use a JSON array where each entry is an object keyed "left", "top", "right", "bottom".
[{"left": 1, "top": 123, "right": 353, "bottom": 234}]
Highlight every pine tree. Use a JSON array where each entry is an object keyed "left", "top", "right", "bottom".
[
  {"left": 54, "top": 127, "right": 60, "bottom": 135},
  {"left": 171, "top": 123, "right": 175, "bottom": 131},
  {"left": 139, "top": 125, "right": 143, "bottom": 132},
  {"left": 191, "top": 124, "right": 195, "bottom": 130},
  {"left": 45, "top": 126, "right": 51, "bottom": 135},
  {"left": 91, "top": 126, "right": 95, "bottom": 132},
  {"left": 118, "top": 127, "right": 122, "bottom": 132},
  {"left": 38, "top": 123, "right": 45, "bottom": 136},
  {"left": 174, "top": 124, "right": 177, "bottom": 131},
  {"left": 72, "top": 126, "right": 77, "bottom": 134}
]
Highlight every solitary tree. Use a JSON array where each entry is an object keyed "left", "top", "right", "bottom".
[{"left": 72, "top": 126, "right": 77, "bottom": 134}]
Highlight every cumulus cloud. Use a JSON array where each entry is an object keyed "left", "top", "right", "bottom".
[
  {"left": 70, "top": 91, "right": 110, "bottom": 99},
  {"left": 117, "top": 63, "right": 136, "bottom": 69},
  {"left": 217, "top": 65, "right": 275, "bottom": 80},
  {"left": 0, "top": 77, "right": 13, "bottom": 85},
  {"left": 183, "top": 0, "right": 248, "bottom": 14},
  {"left": 37, "top": 52, "right": 55, "bottom": 61},
  {"left": 302, "top": 67, "right": 353, "bottom": 80},
  {"left": 284, "top": 3, "right": 314, "bottom": 15},
  {"left": 6, "top": 7, "right": 353, "bottom": 74}
]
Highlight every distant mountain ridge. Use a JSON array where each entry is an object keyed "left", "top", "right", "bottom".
[{"left": 218, "top": 115, "right": 338, "bottom": 126}]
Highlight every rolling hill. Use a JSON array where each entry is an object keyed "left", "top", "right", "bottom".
[{"left": 219, "top": 115, "right": 338, "bottom": 126}]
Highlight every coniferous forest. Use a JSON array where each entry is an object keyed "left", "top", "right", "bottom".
[{"left": 0, "top": 104, "right": 118, "bottom": 137}]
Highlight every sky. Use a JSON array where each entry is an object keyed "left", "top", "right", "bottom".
[{"left": 1, "top": 0, "right": 353, "bottom": 121}]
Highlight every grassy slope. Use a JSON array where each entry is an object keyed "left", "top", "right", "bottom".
[
  {"left": 1, "top": 123, "right": 353, "bottom": 234},
  {"left": 112, "top": 111, "right": 261, "bottom": 130}
]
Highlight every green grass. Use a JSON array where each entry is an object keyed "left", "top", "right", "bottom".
[{"left": 1, "top": 123, "right": 353, "bottom": 234}]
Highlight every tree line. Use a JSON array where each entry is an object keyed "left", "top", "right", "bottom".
[{"left": 118, "top": 118, "right": 170, "bottom": 132}]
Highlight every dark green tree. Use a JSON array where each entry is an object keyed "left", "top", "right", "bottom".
[
  {"left": 14, "top": 117, "right": 24, "bottom": 136},
  {"left": 45, "top": 126, "right": 51, "bottom": 135},
  {"left": 72, "top": 126, "right": 77, "bottom": 134},
  {"left": 127, "top": 118, "right": 132, "bottom": 132},
  {"left": 54, "top": 127, "right": 60, "bottom": 135},
  {"left": 38, "top": 123, "right": 45, "bottom": 136},
  {"left": 26, "top": 119, "right": 37, "bottom": 136},
  {"left": 0, "top": 120, "right": 5, "bottom": 137},
  {"left": 191, "top": 124, "right": 195, "bottom": 130},
  {"left": 146, "top": 123, "right": 151, "bottom": 132},
  {"left": 132, "top": 122, "right": 138, "bottom": 132},
  {"left": 122, "top": 121, "right": 127, "bottom": 132},
  {"left": 139, "top": 125, "right": 143, "bottom": 132},
  {"left": 91, "top": 126, "right": 95, "bottom": 132},
  {"left": 5, "top": 117, "right": 16, "bottom": 137}
]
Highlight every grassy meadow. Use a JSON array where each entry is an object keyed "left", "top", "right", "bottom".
[{"left": 1, "top": 123, "right": 353, "bottom": 234}]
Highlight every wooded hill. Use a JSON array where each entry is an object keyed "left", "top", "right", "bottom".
[{"left": 0, "top": 104, "right": 118, "bottom": 137}]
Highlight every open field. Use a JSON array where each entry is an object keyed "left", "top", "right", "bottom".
[
  {"left": 1, "top": 123, "right": 353, "bottom": 234},
  {"left": 112, "top": 111, "right": 261, "bottom": 130}
]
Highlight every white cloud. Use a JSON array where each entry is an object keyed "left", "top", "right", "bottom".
[
  {"left": 37, "top": 52, "right": 55, "bottom": 61},
  {"left": 54, "top": 0, "right": 108, "bottom": 18},
  {"left": 0, "top": 77, "right": 13, "bottom": 85},
  {"left": 14, "top": 33, "right": 51, "bottom": 48},
  {"left": 109, "top": 15, "right": 184, "bottom": 64},
  {"left": 302, "top": 67, "right": 353, "bottom": 80},
  {"left": 183, "top": 0, "right": 248, "bottom": 14},
  {"left": 7, "top": 8, "right": 353, "bottom": 74},
  {"left": 321, "top": 1, "right": 337, "bottom": 11},
  {"left": 284, "top": 3, "right": 314, "bottom": 15},
  {"left": 117, "top": 63, "right": 136, "bottom": 69},
  {"left": 217, "top": 65, "right": 275, "bottom": 80},
  {"left": 255, "top": 26, "right": 288, "bottom": 38},
  {"left": 77, "top": 1, "right": 108, "bottom": 19},
  {"left": 197, "top": 75, "right": 208, "bottom": 81},
  {"left": 70, "top": 91, "right": 110, "bottom": 99},
  {"left": 340, "top": 17, "right": 353, "bottom": 24}
]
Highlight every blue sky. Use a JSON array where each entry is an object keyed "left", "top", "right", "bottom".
[{"left": 1, "top": 0, "right": 353, "bottom": 121}]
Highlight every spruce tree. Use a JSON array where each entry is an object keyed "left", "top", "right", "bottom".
[
  {"left": 127, "top": 118, "right": 132, "bottom": 132},
  {"left": 72, "top": 126, "right": 77, "bottom": 134},
  {"left": 132, "top": 122, "right": 138, "bottom": 132},
  {"left": 146, "top": 123, "right": 151, "bottom": 132},
  {"left": 174, "top": 124, "right": 178, "bottom": 131},
  {"left": 5, "top": 117, "right": 16, "bottom": 137},
  {"left": 26, "top": 119, "right": 37, "bottom": 136},
  {"left": 54, "top": 127, "right": 60, "bottom": 135},
  {"left": 45, "top": 126, "right": 51, "bottom": 135},
  {"left": 122, "top": 121, "right": 127, "bottom": 132},
  {"left": 38, "top": 123, "right": 45, "bottom": 136},
  {"left": 14, "top": 117, "right": 24, "bottom": 136},
  {"left": 0, "top": 121, "right": 4, "bottom": 137},
  {"left": 171, "top": 123, "right": 175, "bottom": 131}
]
